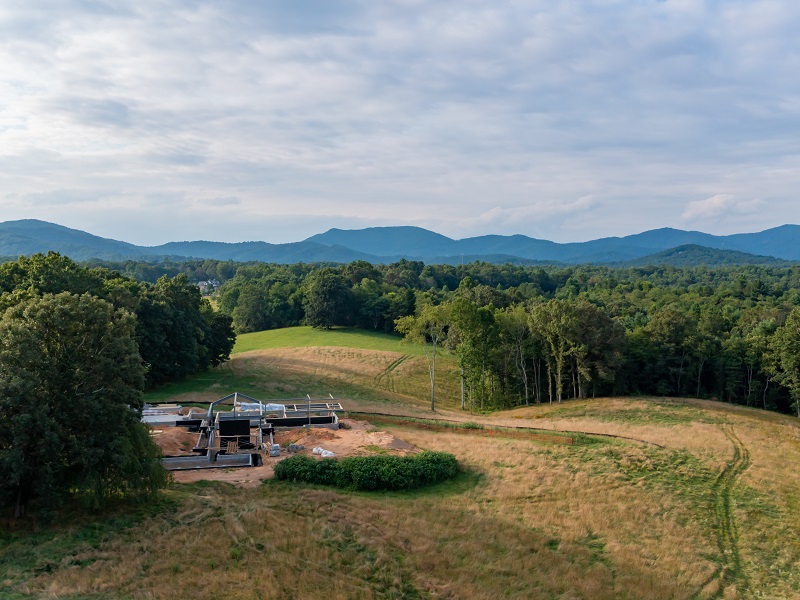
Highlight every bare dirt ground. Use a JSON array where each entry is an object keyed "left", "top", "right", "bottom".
[
  {"left": 153, "top": 418, "right": 417, "bottom": 488},
  {"left": 149, "top": 427, "right": 199, "bottom": 456}
]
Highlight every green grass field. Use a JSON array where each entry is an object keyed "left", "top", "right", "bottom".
[{"left": 233, "top": 326, "right": 427, "bottom": 355}]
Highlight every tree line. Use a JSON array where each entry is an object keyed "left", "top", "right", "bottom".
[
  {"left": 10, "top": 254, "right": 800, "bottom": 417},
  {"left": 399, "top": 292, "right": 800, "bottom": 418}
]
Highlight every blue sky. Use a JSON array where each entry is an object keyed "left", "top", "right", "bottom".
[{"left": 1, "top": 1, "right": 799, "bottom": 245}]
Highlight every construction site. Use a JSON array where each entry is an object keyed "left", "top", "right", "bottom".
[{"left": 143, "top": 393, "right": 416, "bottom": 486}]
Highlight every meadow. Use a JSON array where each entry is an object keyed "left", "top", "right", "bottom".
[
  {"left": 2, "top": 327, "right": 799, "bottom": 599},
  {"left": 145, "top": 326, "right": 460, "bottom": 409}
]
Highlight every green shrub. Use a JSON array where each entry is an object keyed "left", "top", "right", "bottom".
[{"left": 274, "top": 451, "right": 458, "bottom": 491}]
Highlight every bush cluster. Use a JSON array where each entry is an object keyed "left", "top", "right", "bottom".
[{"left": 274, "top": 451, "right": 458, "bottom": 491}]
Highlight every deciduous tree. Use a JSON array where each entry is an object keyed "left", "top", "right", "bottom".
[
  {"left": 396, "top": 302, "right": 450, "bottom": 411},
  {"left": 303, "top": 268, "right": 353, "bottom": 329},
  {"left": 0, "top": 293, "right": 167, "bottom": 517},
  {"left": 770, "top": 307, "right": 800, "bottom": 418}
]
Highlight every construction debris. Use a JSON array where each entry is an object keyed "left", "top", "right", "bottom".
[{"left": 312, "top": 447, "right": 335, "bottom": 457}]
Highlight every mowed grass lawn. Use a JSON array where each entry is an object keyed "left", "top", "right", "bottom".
[{"left": 232, "top": 326, "right": 427, "bottom": 355}]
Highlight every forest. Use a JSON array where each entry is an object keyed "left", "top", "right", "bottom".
[{"left": 116, "top": 257, "right": 800, "bottom": 417}]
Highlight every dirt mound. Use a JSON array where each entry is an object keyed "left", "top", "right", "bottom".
[
  {"left": 274, "top": 428, "right": 337, "bottom": 446},
  {"left": 150, "top": 427, "right": 199, "bottom": 456},
  {"left": 271, "top": 418, "right": 418, "bottom": 458}
]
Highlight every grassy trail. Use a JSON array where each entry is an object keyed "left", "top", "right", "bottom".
[{"left": 701, "top": 425, "right": 751, "bottom": 598}]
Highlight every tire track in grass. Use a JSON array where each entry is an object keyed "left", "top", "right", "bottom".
[
  {"left": 374, "top": 354, "right": 410, "bottom": 393},
  {"left": 696, "top": 425, "right": 750, "bottom": 599}
]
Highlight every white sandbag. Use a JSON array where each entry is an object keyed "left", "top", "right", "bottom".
[
  {"left": 312, "top": 447, "right": 323, "bottom": 455},
  {"left": 321, "top": 450, "right": 335, "bottom": 458}
]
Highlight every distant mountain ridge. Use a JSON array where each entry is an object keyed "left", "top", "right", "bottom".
[
  {"left": 307, "top": 225, "right": 800, "bottom": 262},
  {"left": 0, "top": 219, "right": 798, "bottom": 266}
]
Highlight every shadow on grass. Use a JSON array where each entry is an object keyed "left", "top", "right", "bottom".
[
  {"left": 0, "top": 492, "right": 181, "bottom": 596},
  {"left": 169, "top": 479, "right": 239, "bottom": 492},
  {"left": 143, "top": 368, "right": 264, "bottom": 403}
]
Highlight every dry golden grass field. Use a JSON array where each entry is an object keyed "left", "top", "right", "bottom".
[{"left": 2, "top": 329, "right": 799, "bottom": 599}]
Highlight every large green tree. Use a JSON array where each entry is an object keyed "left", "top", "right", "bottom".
[
  {"left": 0, "top": 255, "right": 236, "bottom": 389},
  {"left": 136, "top": 274, "right": 233, "bottom": 386},
  {"left": 529, "top": 300, "right": 571, "bottom": 403},
  {"left": 303, "top": 268, "right": 353, "bottom": 329},
  {"left": 231, "top": 284, "right": 270, "bottom": 333},
  {"left": 0, "top": 293, "right": 167, "bottom": 517},
  {"left": 450, "top": 297, "right": 497, "bottom": 411}
]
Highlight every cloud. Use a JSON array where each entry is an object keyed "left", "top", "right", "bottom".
[
  {"left": 682, "top": 195, "right": 735, "bottom": 221},
  {"left": 20, "top": 189, "right": 110, "bottom": 206},
  {"left": 681, "top": 194, "right": 766, "bottom": 222},
  {"left": 202, "top": 196, "right": 241, "bottom": 207},
  {"left": 49, "top": 97, "right": 134, "bottom": 128},
  {"left": 1, "top": 1, "right": 799, "bottom": 244},
  {"left": 456, "top": 197, "right": 599, "bottom": 234}
]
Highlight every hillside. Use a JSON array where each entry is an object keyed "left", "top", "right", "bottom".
[
  {"left": 618, "top": 244, "right": 791, "bottom": 267},
  {"left": 3, "top": 328, "right": 798, "bottom": 599},
  {"left": 306, "top": 226, "right": 456, "bottom": 257},
  {"left": 152, "top": 240, "right": 380, "bottom": 263},
  {"left": 2, "top": 218, "right": 799, "bottom": 265},
  {"left": 0, "top": 219, "right": 142, "bottom": 261}
]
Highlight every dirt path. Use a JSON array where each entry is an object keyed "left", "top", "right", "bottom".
[{"left": 699, "top": 425, "right": 751, "bottom": 598}]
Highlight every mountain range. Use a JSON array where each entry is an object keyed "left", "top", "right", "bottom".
[{"left": 0, "top": 219, "right": 797, "bottom": 267}]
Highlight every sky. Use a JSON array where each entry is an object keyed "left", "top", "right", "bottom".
[{"left": 1, "top": 1, "right": 799, "bottom": 246}]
